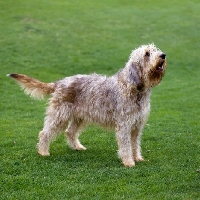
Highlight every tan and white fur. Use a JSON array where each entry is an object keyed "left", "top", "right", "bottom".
[{"left": 7, "top": 44, "right": 167, "bottom": 167}]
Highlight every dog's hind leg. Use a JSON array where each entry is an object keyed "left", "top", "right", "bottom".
[
  {"left": 65, "top": 118, "right": 86, "bottom": 150},
  {"left": 37, "top": 104, "right": 70, "bottom": 156}
]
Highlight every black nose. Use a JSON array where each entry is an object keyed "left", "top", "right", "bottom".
[{"left": 160, "top": 53, "right": 166, "bottom": 59}]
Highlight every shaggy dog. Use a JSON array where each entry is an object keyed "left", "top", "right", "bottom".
[{"left": 7, "top": 44, "right": 167, "bottom": 167}]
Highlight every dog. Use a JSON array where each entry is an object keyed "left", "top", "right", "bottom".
[{"left": 7, "top": 44, "right": 167, "bottom": 167}]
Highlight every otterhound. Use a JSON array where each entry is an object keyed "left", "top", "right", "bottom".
[{"left": 7, "top": 44, "right": 167, "bottom": 167}]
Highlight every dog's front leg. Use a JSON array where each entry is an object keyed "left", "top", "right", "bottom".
[
  {"left": 116, "top": 125, "right": 135, "bottom": 167},
  {"left": 131, "top": 127, "right": 144, "bottom": 162}
]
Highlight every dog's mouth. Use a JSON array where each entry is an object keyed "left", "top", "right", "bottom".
[{"left": 156, "top": 61, "right": 165, "bottom": 72}]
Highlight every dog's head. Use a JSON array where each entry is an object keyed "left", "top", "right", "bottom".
[{"left": 126, "top": 44, "right": 167, "bottom": 90}]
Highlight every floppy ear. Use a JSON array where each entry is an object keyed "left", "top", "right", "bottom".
[{"left": 128, "top": 64, "right": 144, "bottom": 91}]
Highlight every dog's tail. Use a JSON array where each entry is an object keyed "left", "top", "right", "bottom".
[{"left": 7, "top": 73, "right": 55, "bottom": 100}]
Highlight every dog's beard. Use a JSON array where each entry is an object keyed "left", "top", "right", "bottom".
[{"left": 148, "top": 60, "right": 166, "bottom": 86}]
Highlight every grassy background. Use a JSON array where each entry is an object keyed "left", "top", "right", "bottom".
[{"left": 0, "top": 0, "right": 200, "bottom": 199}]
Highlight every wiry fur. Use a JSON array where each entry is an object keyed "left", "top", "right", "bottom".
[
  {"left": 7, "top": 44, "right": 167, "bottom": 167},
  {"left": 7, "top": 74, "right": 55, "bottom": 100}
]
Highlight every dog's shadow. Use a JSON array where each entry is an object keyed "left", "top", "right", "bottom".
[
  {"left": 43, "top": 132, "right": 119, "bottom": 168},
  {"left": 47, "top": 146, "right": 119, "bottom": 168}
]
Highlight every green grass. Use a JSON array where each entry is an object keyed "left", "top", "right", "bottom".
[{"left": 0, "top": 0, "right": 200, "bottom": 199}]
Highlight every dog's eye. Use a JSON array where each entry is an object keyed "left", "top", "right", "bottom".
[{"left": 145, "top": 51, "right": 150, "bottom": 57}]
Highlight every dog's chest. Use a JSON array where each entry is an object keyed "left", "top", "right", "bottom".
[{"left": 122, "top": 91, "right": 151, "bottom": 118}]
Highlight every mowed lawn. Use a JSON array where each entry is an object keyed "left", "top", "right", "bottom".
[{"left": 0, "top": 0, "right": 199, "bottom": 199}]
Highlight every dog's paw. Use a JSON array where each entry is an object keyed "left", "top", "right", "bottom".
[
  {"left": 134, "top": 157, "right": 144, "bottom": 162},
  {"left": 122, "top": 160, "right": 135, "bottom": 167},
  {"left": 38, "top": 150, "right": 50, "bottom": 156},
  {"left": 75, "top": 144, "right": 87, "bottom": 151}
]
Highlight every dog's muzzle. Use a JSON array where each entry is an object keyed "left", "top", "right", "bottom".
[
  {"left": 156, "top": 53, "right": 166, "bottom": 71},
  {"left": 159, "top": 53, "right": 166, "bottom": 59}
]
